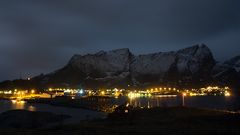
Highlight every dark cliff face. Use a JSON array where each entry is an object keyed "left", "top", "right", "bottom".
[
  {"left": 32, "top": 44, "right": 216, "bottom": 89},
  {"left": 212, "top": 55, "right": 240, "bottom": 93},
  {"left": 130, "top": 45, "right": 215, "bottom": 88},
  {"left": 35, "top": 48, "right": 134, "bottom": 88},
  {"left": 2, "top": 44, "right": 239, "bottom": 90}
]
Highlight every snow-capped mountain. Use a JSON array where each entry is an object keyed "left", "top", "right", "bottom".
[
  {"left": 69, "top": 48, "right": 132, "bottom": 75},
  {"left": 131, "top": 45, "right": 215, "bottom": 86},
  {"left": 1, "top": 44, "right": 240, "bottom": 90},
  {"left": 33, "top": 44, "right": 215, "bottom": 88},
  {"left": 224, "top": 55, "right": 240, "bottom": 72}
]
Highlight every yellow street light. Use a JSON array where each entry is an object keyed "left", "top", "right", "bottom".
[{"left": 31, "top": 90, "right": 35, "bottom": 94}]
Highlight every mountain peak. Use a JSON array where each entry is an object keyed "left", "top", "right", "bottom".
[
  {"left": 110, "top": 48, "right": 130, "bottom": 52},
  {"left": 224, "top": 55, "right": 240, "bottom": 66},
  {"left": 200, "top": 43, "right": 208, "bottom": 48},
  {"left": 177, "top": 44, "right": 212, "bottom": 57},
  {"left": 32, "top": 45, "right": 216, "bottom": 88}
]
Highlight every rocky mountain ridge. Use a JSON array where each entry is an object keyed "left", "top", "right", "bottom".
[
  {"left": 33, "top": 44, "right": 216, "bottom": 88},
  {"left": 0, "top": 44, "right": 239, "bottom": 90}
]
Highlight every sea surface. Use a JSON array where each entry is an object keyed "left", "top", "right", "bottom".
[
  {"left": 1, "top": 96, "right": 240, "bottom": 123},
  {"left": 126, "top": 96, "right": 240, "bottom": 111},
  {"left": 0, "top": 100, "right": 107, "bottom": 124}
]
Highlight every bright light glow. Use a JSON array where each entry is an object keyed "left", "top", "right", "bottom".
[
  {"left": 31, "top": 90, "right": 35, "bottom": 94},
  {"left": 79, "top": 89, "right": 84, "bottom": 94},
  {"left": 101, "top": 91, "right": 105, "bottom": 95},
  {"left": 11, "top": 100, "right": 17, "bottom": 104},
  {"left": 189, "top": 92, "right": 197, "bottom": 96},
  {"left": 155, "top": 95, "right": 177, "bottom": 98},
  {"left": 128, "top": 92, "right": 138, "bottom": 99},
  {"left": 225, "top": 91, "right": 231, "bottom": 97},
  {"left": 64, "top": 89, "right": 71, "bottom": 93},
  {"left": 20, "top": 100, "right": 25, "bottom": 104},
  {"left": 11, "top": 100, "right": 25, "bottom": 104}
]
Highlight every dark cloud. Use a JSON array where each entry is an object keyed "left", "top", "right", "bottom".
[{"left": 0, "top": 0, "right": 239, "bottom": 81}]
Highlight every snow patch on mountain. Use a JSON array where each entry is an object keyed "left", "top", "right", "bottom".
[
  {"left": 131, "top": 52, "right": 176, "bottom": 76},
  {"left": 69, "top": 48, "right": 131, "bottom": 75},
  {"left": 40, "top": 44, "right": 216, "bottom": 87}
]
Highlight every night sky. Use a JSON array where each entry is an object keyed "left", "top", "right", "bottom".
[{"left": 0, "top": 0, "right": 240, "bottom": 81}]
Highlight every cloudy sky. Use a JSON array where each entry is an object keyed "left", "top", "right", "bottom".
[{"left": 0, "top": 0, "right": 240, "bottom": 81}]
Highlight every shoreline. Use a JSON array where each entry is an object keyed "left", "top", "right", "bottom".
[
  {"left": 1, "top": 96, "right": 240, "bottom": 114},
  {"left": 1, "top": 106, "right": 240, "bottom": 135},
  {"left": 6, "top": 97, "right": 118, "bottom": 113},
  {"left": 26, "top": 99, "right": 109, "bottom": 113}
]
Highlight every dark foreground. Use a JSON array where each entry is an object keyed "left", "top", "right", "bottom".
[{"left": 1, "top": 107, "right": 240, "bottom": 135}]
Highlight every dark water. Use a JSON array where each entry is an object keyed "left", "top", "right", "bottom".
[
  {"left": 0, "top": 96, "right": 240, "bottom": 122},
  {"left": 127, "top": 96, "right": 240, "bottom": 111},
  {"left": 0, "top": 100, "right": 106, "bottom": 123}
]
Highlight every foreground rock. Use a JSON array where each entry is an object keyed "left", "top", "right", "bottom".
[{"left": 0, "top": 110, "right": 71, "bottom": 129}]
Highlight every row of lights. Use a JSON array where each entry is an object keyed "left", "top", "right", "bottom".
[{"left": 0, "top": 89, "right": 35, "bottom": 95}]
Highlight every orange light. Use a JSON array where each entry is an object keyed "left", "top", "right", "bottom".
[{"left": 31, "top": 90, "right": 35, "bottom": 94}]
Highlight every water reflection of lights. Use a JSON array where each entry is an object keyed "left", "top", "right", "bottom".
[
  {"left": 224, "top": 91, "right": 231, "bottom": 97},
  {"left": 128, "top": 92, "right": 151, "bottom": 99},
  {"left": 10, "top": 100, "right": 36, "bottom": 111},
  {"left": 128, "top": 93, "right": 180, "bottom": 108},
  {"left": 154, "top": 95, "right": 177, "bottom": 98},
  {"left": 28, "top": 105, "right": 36, "bottom": 111},
  {"left": 11, "top": 100, "right": 26, "bottom": 110},
  {"left": 11, "top": 100, "right": 17, "bottom": 104},
  {"left": 11, "top": 100, "right": 26, "bottom": 104}
]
